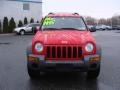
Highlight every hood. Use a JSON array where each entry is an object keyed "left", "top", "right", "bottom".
[
  {"left": 18, "top": 27, "right": 26, "bottom": 29},
  {"left": 15, "top": 27, "right": 26, "bottom": 30},
  {"left": 33, "top": 30, "right": 96, "bottom": 45}
]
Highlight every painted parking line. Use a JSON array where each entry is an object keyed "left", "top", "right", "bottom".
[
  {"left": 92, "top": 32, "right": 120, "bottom": 37},
  {"left": 111, "top": 35, "right": 120, "bottom": 37},
  {"left": 0, "top": 33, "right": 14, "bottom": 36}
]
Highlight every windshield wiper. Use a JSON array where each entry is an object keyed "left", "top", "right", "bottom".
[
  {"left": 43, "top": 27, "right": 85, "bottom": 31},
  {"left": 60, "top": 28, "right": 84, "bottom": 31},
  {"left": 43, "top": 28, "right": 60, "bottom": 30}
]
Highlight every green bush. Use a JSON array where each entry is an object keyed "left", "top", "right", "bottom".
[
  {"left": 0, "top": 20, "right": 1, "bottom": 33},
  {"left": 18, "top": 20, "right": 23, "bottom": 27},
  {"left": 30, "top": 18, "right": 34, "bottom": 23},
  {"left": 3, "top": 17, "right": 9, "bottom": 33},
  {"left": 8, "top": 17, "right": 16, "bottom": 33},
  {"left": 24, "top": 17, "right": 28, "bottom": 25}
]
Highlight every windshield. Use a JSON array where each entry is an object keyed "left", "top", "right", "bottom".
[
  {"left": 41, "top": 17, "right": 87, "bottom": 31},
  {"left": 22, "top": 24, "right": 29, "bottom": 27}
]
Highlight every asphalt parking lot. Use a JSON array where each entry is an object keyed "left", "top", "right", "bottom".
[{"left": 0, "top": 30, "right": 120, "bottom": 90}]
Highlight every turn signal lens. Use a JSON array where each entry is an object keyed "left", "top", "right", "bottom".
[
  {"left": 90, "top": 57, "right": 100, "bottom": 61},
  {"left": 28, "top": 56, "right": 38, "bottom": 61}
]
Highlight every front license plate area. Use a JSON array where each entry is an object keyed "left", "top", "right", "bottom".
[{"left": 56, "top": 64, "right": 73, "bottom": 69}]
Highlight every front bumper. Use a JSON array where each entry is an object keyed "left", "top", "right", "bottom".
[
  {"left": 27, "top": 54, "right": 101, "bottom": 72},
  {"left": 13, "top": 30, "right": 19, "bottom": 34}
]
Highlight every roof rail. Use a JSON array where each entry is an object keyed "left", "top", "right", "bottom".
[
  {"left": 48, "top": 12, "right": 54, "bottom": 15},
  {"left": 73, "top": 13, "right": 79, "bottom": 15}
]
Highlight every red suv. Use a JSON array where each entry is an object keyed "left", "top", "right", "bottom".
[{"left": 27, "top": 13, "right": 101, "bottom": 79}]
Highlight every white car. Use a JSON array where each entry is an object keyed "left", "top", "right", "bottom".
[
  {"left": 95, "top": 25, "right": 112, "bottom": 30},
  {"left": 14, "top": 23, "right": 40, "bottom": 35}
]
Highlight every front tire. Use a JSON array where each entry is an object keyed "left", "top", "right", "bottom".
[
  {"left": 87, "top": 65, "right": 100, "bottom": 79},
  {"left": 20, "top": 30, "right": 25, "bottom": 35},
  {"left": 27, "top": 65, "right": 40, "bottom": 79}
]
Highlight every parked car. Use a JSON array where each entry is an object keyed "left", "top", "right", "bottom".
[
  {"left": 14, "top": 23, "right": 40, "bottom": 35},
  {"left": 26, "top": 12, "right": 101, "bottom": 79},
  {"left": 112, "top": 25, "right": 120, "bottom": 30},
  {"left": 106, "top": 25, "right": 112, "bottom": 30},
  {"left": 95, "top": 25, "right": 112, "bottom": 30}
]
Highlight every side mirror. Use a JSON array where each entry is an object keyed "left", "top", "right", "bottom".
[{"left": 89, "top": 27, "right": 96, "bottom": 32}]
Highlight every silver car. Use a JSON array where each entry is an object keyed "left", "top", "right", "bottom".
[
  {"left": 95, "top": 25, "right": 112, "bottom": 30},
  {"left": 14, "top": 23, "right": 40, "bottom": 35}
]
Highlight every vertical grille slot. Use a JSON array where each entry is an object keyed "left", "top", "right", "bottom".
[
  {"left": 78, "top": 47, "right": 82, "bottom": 58},
  {"left": 52, "top": 46, "right": 56, "bottom": 58},
  {"left": 47, "top": 46, "right": 50, "bottom": 58},
  {"left": 73, "top": 47, "right": 77, "bottom": 58},
  {"left": 62, "top": 47, "right": 66, "bottom": 58},
  {"left": 68, "top": 47, "right": 72, "bottom": 58},
  {"left": 57, "top": 47, "right": 61, "bottom": 58}
]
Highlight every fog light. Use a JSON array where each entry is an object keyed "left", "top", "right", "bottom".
[
  {"left": 90, "top": 56, "right": 100, "bottom": 62},
  {"left": 28, "top": 56, "right": 38, "bottom": 61}
]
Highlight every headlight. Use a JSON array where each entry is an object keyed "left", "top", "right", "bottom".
[
  {"left": 35, "top": 43, "right": 43, "bottom": 52},
  {"left": 14, "top": 28, "right": 19, "bottom": 31},
  {"left": 85, "top": 43, "right": 94, "bottom": 52}
]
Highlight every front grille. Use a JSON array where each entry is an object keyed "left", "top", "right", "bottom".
[{"left": 46, "top": 46, "right": 82, "bottom": 59}]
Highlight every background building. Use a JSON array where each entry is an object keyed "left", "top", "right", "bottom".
[{"left": 0, "top": 0, "right": 42, "bottom": 24}]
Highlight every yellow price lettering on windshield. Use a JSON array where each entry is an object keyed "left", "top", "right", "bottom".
[{"left": 43, "top": 17, "right": 55, "bottom": 26}]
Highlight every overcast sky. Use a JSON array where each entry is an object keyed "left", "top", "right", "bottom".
[{"left": 43, "top": 0, "right": 120, "bottom": 19}]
